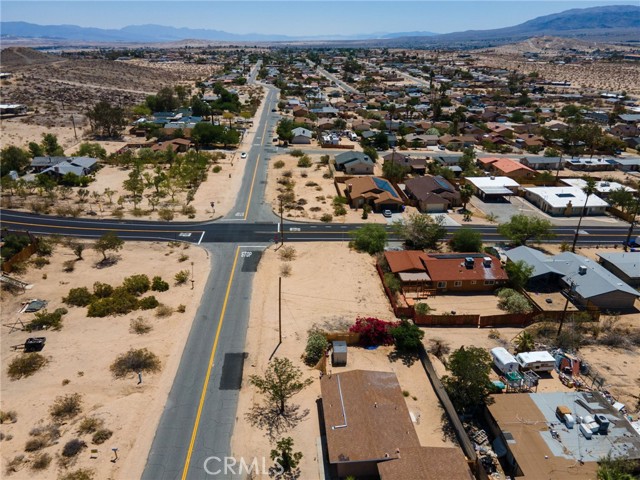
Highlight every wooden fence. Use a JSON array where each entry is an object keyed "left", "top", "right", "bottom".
[
  {"left": 324, "top": 332, "right": 360, "bottom": 345},
  {"left": 1, "top": 232, "right": 38, "bottom": 274},
  {"left": 321, "top": 144, "right": 354, "bottom": 149}
]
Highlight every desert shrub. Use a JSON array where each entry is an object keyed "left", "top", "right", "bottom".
[
  {"left": 488, "top": 329, "right": 501, "bottom": 339},
  {"left": 62, "top": 260, "right": 75, "bottom": 272},
  {"left": 178, "top": 253, "right": 189, "bottom": 262},
  {"left": 428, "top": 338, "right": 451, "bottom": 360},
  {"left": 62, "top": 439, "right": 86, "bottom": 457},
  {"left": 35, "top": 238, "right": 54, "bottom": 257},
  {"left": 278, "top": 246, "right": 297, "bottom": 261},
  {"left": 176, "top": 304, "right": 186, "bottom": 313},
  {"left": 9, "top": 261, "right": 28, "bottom": 275},
  {"left": 77, "top": 417, "right": 103, "bottom": 435},
  {"left": 497, "top": 288, "right": 533, "bottom": 314},
  {"left": 349, "top": 317, "right": 397, "bottom": 347},
  {"left": 110, "top": 348, "right": 161, "bottom": 379},
  {"left": 25, "top": 437, "right": 47, "bottom": 452},
  {"left": 31, "top": 257, "right": 50, "bottom": 269},
  {"left": 91, "top": 429, "right": 112, "bottom": 445},
  {"left": 181, "top": 205, "right": 196, "bottom": 216},
  {"left": 63, "top": 287, "right": 94, "bottom": 307},
  {"left": 151, "top": 276, "right": 169, "bottom": 292},
  {"left": 121, "top": 274, "right": 150, "bottom": 296},
  {"left": 282, "top": 170, "right": 293, "bottom": 178},
  {"left": 58, "top": 469, "right": 94, "bottom": 480},
  {"left": 174, "top": 270, "right": 190, "bottom": 285},
  {"left": 138, "top": 296, "right": 159, "bottom": 310},
  {"left": 26, "top": 308, "right": 67, "bottom": 331},
  {"left": 5, "top": 455, "right": 26, "bottom": 475},
  {"left": 130, "top": 317, "right": 152, "bottom": 334},
  {"left": 320, "top": 213, "right": 333, "bottom": 223},
  {"left": 304, "top": 330, "right": 328, "bottom": 366},
  {"left": 87, "top": 293, "right": 138, "bottom": 317},
  {"left": 50, "top": 393, "right": 82, "bottom": 421},
  {"left": 92, "top": 282, "right": 113, "bottom": 298},
  {"left": 290, "top": 149, "right": 304, "bottom": 157},
  {"left": 212, "top": 165, "right": 222, "bottom": 173},
  {"left": 333, "top": 204, "right": 347, "bottom": 216},
  {"left": 310, "top": 206, "right": 321, "bottom": 212},
  {"left": 29, "top": 424, "right": 60, "bottom": 443},
  {"left": 383, "top": 273, "right": 402, "bottom": 293},
  {"left": 320, "top": 154, "right": 330, "bottom": 165},
  {"left": 305, "top": 181, "right": 318, "bottom": 187},
  {"left": 297, "top": 155, "right": 312, "bottom": 168},
  {"left": 0, "top": 410, "right": 17, "bottom": 423},
  {"left": 7, "top": 353, "right": 48, "bottom": 380},
  {"left": 273, "top": 160, "right": 285, "bottom": 169},
  {"left": 280, "top": 264, "right": 292, "bottom": 277},
  {"left": 155, "top": 304, "right": 173, "bottom": 317},
  {"left": 158, "top": 208, "right": 174, "bottom": 221},
  {"left": 415, "top": 303, "right": 432, "bottom": 316},
  {"left": 31, "top": 452, "right": 52, "bottom": 470}
]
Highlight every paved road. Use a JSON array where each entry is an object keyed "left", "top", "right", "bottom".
[
  {"left": 0, "top": 63, "right": 637, "bottom": 480},
  {"left": 308, "top": 60, "right": 359, "bottom": 94}
]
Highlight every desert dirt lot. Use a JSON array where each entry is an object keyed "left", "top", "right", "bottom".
[
  {"left": 0, "top": 239, "right": 210, "bottom": 480},
  {"left": 231, "top": 243, "right": 457, "bottom": 479}
]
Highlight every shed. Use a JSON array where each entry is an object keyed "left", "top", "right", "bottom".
[{"left": 332, "top": 341, "right": 347, "bottom": 366}]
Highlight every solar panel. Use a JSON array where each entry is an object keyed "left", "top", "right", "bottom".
[
  {"left": 434, "top": 176, "right": 452, "bottom": 191},
  {"left": 373, "top": 178, "right": 399, "bottom": 198}
]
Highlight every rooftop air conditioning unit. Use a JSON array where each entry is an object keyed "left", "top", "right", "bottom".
[
  {"left": 483, "top": 256, "right": 492, "bottom": 267},
  {"left": 578, "top": 265, "right": 587, "bottom": 275}
]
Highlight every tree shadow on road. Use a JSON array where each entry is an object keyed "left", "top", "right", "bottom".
[{"left": 245, "top": 403, "right": 309, "bottom": 441}]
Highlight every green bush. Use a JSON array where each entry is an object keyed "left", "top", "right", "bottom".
[
  {"left": 390, "top": 319, "right": 425, "bottom": 352},
  {"left": 151, "top": 276, "right": 169, "bottom": 292},
  {"left": 35, "top": 238, "right": 53, "bottom": 257},
  {"left": 158, "top": 208, "right": 174, "bottom": 221},
  {"left": 304, "top": 330, "right": 328, "bottom": 366},
  {"left": 31, "top": 257, "right": 50, "bottom": 269},
  {"left": 174, "top": 270, "right": 190, "bottom": 285},
  {"left": 384, "top": 273, "right": 402, "bottom": 293},
  {"left": 110, "top": 348, "right": 161, "bottom": 379},
  {"left": 92, "top": 282, "right": 114, "bottom": 298},
  {"left": 87, "top": 293, "right": 138, "bottom": 317},
  {"left": 290, "top": 149, "right": 304, "bottom": 157},
  {"left": 333, "top": 204, "right": 347, "bottom": 216},
  {"left": 497, "top": 288, "right": 533, "bottom": 314},
  {"left": 62, "top": 260, "right": 76, "bottom": 272},
  {"left": 7, "top": 353, "right": 48, "bottom": 380},
  {"left": 26, "top": 308, "right": 67, "bottom": 331},
  {"left": 320, "top": 213, "right": 333, "bottom": 223},
  {"left": 212, "top": 165, "right": 222, "bottom": 173},
  {"left": 91, "top": 429, "right": 112, "bottom": 445},
  {"left": 415, "top": 303, "right": 432, "bottom": 316},
  {"left": 50, "top": 393, "right": 82, "bottom": 421},
  {"left": 121, "top": 274, "right": 151, "bottom": 296},
  {"left": 63, "top": 287, "right": 94, "bottom": 307},
  {"left": 138, "top": 296, "right": 159, "bottom": 310},
  {"left": 58, "top": 469, "right": 94, "bottom": 480},
  {"left": 273, "top": 160, "right": 285, "bottom": 169},
  {"left": 297, "top": 155, "right": 312, "bottom": 168}
]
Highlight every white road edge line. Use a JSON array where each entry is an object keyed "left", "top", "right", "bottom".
[{"left": 197, "top": 231, "right": 205, "bottom": 245}]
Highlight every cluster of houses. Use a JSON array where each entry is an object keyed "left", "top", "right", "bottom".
[{"left": 331, "top": 150, "right": 637, "bottom": 217}]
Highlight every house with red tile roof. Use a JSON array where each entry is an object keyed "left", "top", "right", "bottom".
[{"left": 478, "top": 157, "right": 536, "bottom": 181}]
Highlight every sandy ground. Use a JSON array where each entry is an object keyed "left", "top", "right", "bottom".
[
  {"left": 421, "top": 293, "right": 505, "bottom": 316},
  {"left": 0, "top": 240, "right": 210, "bottom": 479},
  {"left": 231, "top": 243, "right": 456, "bottom": 479}
]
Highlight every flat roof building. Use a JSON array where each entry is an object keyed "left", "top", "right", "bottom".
[
  {"left": 465, "top": 176, "right": 520, "bottom": 201},
  {"left": 523, "top": 186, "right": 609, "bottom": 216}
]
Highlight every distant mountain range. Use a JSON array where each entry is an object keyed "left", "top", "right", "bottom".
[{"left": 1, "top": 5, "right": 638, "bottom": 46}]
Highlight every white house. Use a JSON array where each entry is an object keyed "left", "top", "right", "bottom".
[
  {"left": 561, "top": 178, "right": 636, "bottom": 197},
  {"left": 523, "top": 186, "right": 609, "bottom": 216},
  {"left": 291, "top": 127, "right": 313, "bottom": 145},
  {"left": 465, "top": 176, "right": 520, "bottom": 201}
]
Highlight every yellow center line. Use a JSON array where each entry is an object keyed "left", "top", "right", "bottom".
[
  {"left": 243, "top": 92, "right": 272, "bottom": 220},
  {"left": 181, "top": 245, "right": 241, "bottom": 480},
  {"left": 0, "top": 218, "right": 200, "bottom": 234}
]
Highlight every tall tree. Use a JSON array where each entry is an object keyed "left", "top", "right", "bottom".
[
  {"left": 394, "top": 213, "right": 446, "bottom": 250},
  {"left": 505, "top": 260, "right": 535, "bottom": 290},
  {"left": 459, "top": 184, "right": 474, "bottom": 211},
  {"left": 248, "top": 357, "right": 312, "bottom": 415},
  {"left": 86, "top": 101, "right": 126, "bottom": 138},
  {"left": 0, "top": 146, "right": 31, "bottom": 177},
  {"left": 41, "top": 133, "right": 64, "bottom": 156},
  {"left": 571, "top": 177, "right": 597, "bottom": 252},
  {"left": 93, "top": 232, "right": 124, "bottom": 262},
  {"left": 441, "top": 346, "right": 492, "bottom": 413},
  {"left": 497, "top": 214, "right": 554, "bottom": 246}
]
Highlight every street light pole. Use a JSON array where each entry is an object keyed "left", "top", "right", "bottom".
[{"left": 280, "top": 196, "right": 284, "bottom": 246}]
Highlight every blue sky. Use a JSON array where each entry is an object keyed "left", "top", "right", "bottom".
[{"left": 1, "top": 1, "right": 636, "bottom": 36}]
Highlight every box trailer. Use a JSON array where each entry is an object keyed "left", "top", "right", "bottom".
[
  {"left": 515, "top": 351, "right": 556, "bottom": 372},
  {"left": 491, "top": 347, "right": 519, "bottom": 375}
]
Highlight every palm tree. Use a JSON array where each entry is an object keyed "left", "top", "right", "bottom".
[
  {"left": 459, "top": 184, "right": 474, "bottom": 211},
  {"left": 571, "top": 177, "right": 597, "bottom": 253},
  {"left": 514, "top": 331, "right": 534, "bottom": 354}
]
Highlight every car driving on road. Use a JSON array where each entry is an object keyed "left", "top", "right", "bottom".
[{"left": 241, "top": 152, "right": 247, "bottom": 159}]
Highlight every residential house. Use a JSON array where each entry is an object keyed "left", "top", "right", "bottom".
[
  {"left": 523, "top": 186, "right": 609, "bottom": 216},
  {"left": 40, "top": 157, "right": 99, "bottom": 178},
  {"left": 439, "top": 134, "right": 477, "bottom": 149},
  {"left": 478, "top": 157, "right": 536, "bottom": 181},
  {"left": 520, "top": 156, "right": 563, "bottom": 171},
  {"left": 404, "top": 175, "right": 460, "bottom": 212},
  {"left": 31, "top": 156, "right": 68, "bottom": 173},
  {"left": 566, "top": 158, "right": 615, "bottom": 171},
  {"left": 560, "top": 178, "right": 636, "bottom": 198},
  {"left": 597, "top": 252, "right": 640, "bottom": 287},
  {"left": 465, "top": 176, "right": 520, "bottom": 201},
  {"left": 321, "top": 370, "right": 473, "bottom": 480},
  {"left": 486, "top": 392, "right": 640, "bottom": 479},
  {"left": 384, "top": 251, "right": 508, "bottom": 293},
  {"left": 292, "top": 105, "right": 309, "bottom": 117},
  {"left": 505, "top": 246, "right": 640, "bottom": 310},
  {"left": 291, "top": 127, "right": 313, "bottom": 145},
  {"left": 609, "top": 157, "right": 640, "bottom": 172},
  {"left": 383, "top": 152, "right": 426, "bottom": 174},
  {"left": 334, "top": 152, "right": 375, "bottom": 175},
  {"left": 405, "top": 133, "right": 438, "bottom": 147},
  {"left": 345, "top": 176, "right": 404, "bottom": 211},
  {"left": 150, "top": 138, "right": 192, "bottom": 153}
]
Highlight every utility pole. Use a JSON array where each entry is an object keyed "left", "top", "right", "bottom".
[
  {"left": 557, "top": 281, "right": 575, "bottom": 338},
  {"left": 280, "top": 196, "right": 284, "bottom": 246},
  {"left": 71, "top": 115, "right": 78, "bottom": 141},
  {"left": 278, "top": 276, "right": 282, "bottom": 344}
]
